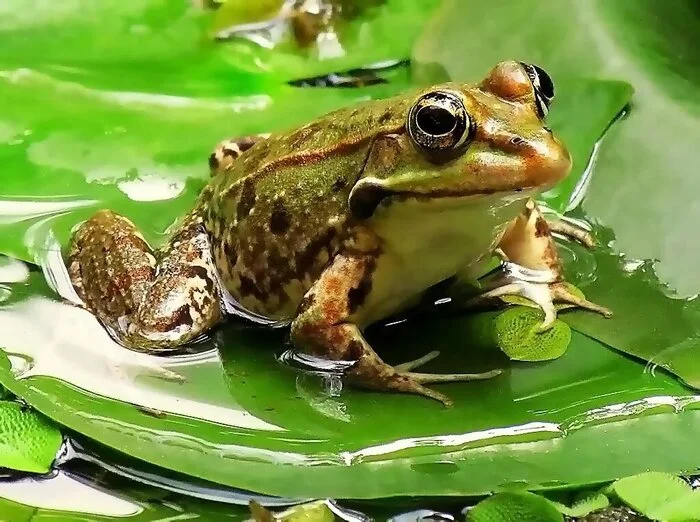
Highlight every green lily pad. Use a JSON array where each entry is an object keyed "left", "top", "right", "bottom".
[
  {"left": 493, "top": 307, "right": 571, "bottom": 362},
  {"left": 611, "top": 472, "right": 700, "bottom": 522},
  {"left": 467, "top": 491, "right": 563, "bottom": 522},
  {"left": 0, "top": 0, "right": 438, "bottom": 89},
  {"left": 0, "top": 401, "right": 61, "bottom": 474},
  {"left": 210, "top": 0, "right": 442, "bottom": 81},
  {"left": 2, "top": 269, "right": 700, "bottom": 498},
  {"left": 547, "top": 492, "right": 609, "bottom": 518}
]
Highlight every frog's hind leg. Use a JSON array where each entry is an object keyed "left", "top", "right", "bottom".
[
  {"left": 290, "top": 251, "right": 501, "bottom": 406},
  {"left": 208, "top": 134, "right": 271, "bottom": 176},
  {"left": 462, "top": 199, "right": 612, "bottom": 329},
  {"left": 68, "top": 210, "right": 223, "bottom": 351}
]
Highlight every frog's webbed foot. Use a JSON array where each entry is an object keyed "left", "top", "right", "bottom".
[
  {"left": 468, "top": 276, "right": 611, "bottom": 331},
  {"left": 291, "top": 250, "right": 500, "bottom": 406},
  {"left": 459, "top": 199, "right": 612, "bottom": 330},
  {"left": 68, "top": 210, "right": 223, "bottom": 351},
  {"left": 209, "top": 134, "right": 271, "bottom": 176}
]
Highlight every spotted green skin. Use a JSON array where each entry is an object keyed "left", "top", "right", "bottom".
[
  {"left": 69, "top": 60, "right": 573, "bottom": 402},
  {"left": 200, "top": 95, "right": 412, "bottom": 320}
]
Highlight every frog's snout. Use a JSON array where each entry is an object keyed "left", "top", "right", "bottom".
[{"left": 531, "top": 135, "right": 572, "bottom": 188}]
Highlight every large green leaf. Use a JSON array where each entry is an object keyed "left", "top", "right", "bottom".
[
  {"left": 0, "top": 0, "right": 438, "bottom": 88},
  {"left": 2, "top": 269, "right": 700, "bottom": 499},
  {"left": 412, "top": 0, "right": 700, "bottom": 388}
]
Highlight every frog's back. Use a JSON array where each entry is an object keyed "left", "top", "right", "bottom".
[{"left": 201, "top": 96, "right": 410, "bottom": 319}]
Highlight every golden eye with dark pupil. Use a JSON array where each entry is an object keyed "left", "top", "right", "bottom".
[
  {"left": 415, "top": 105, "right": 457, "bottom": 136},
  {"left": 407, "top": 90, "right": 471, "bottom": 155}
]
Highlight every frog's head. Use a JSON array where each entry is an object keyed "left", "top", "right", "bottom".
[{"left": 349, "top": 61, "right": 571, "bottom": 219}]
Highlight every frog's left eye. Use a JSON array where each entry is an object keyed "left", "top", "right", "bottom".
[
  {"left": 407, "top": 90, "right": 472, "bottom": 157},
  {"left": 520, "top": 62, "right": 554, "bottom": 118}
]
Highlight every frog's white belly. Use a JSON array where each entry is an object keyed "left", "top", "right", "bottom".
[{"left": 358, "top": 193, "right": 529, "bottom": 325}]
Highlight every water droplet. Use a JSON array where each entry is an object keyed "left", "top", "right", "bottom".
[{"left": 323, "top": 374, "right": 343, "bottom": 397}]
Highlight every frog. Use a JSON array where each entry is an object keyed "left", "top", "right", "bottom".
[{"left": 68, "top": 61, "right": 611, "bottom": 406}]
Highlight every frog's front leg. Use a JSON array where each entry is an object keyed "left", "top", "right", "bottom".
[
  {"left": 68, "top": 210, "right": 223, "bottom": 350},
  {"left": 463, "top": 199, "right": 612, "bottom": 330},
  {"left": 208, "top": 134, "right": 271, "bottom": 176},
  {"left": 291, "top": 250, "right": 500, "bottom": 406}
]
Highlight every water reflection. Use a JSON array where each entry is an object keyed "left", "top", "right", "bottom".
[
  {"left": 0, "top": 470, "right": 143, "bottom": 517},
  {"left": 0, "top": 294, "right": 283, "bottom": 431},
  {"left": 0, "top": 197, "right": 96, "bottom": 227},
  {"left": 60, "top": 438, "right": 303, "bottom": 507},
  {"left": 0, "top": 257, "right": 29, "bottom": 284}
]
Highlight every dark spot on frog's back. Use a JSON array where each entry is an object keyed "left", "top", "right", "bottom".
[
  {"left": 239, "top": 274, "right": 266, "bottom": 300},
  {"left": 237, "top": 178, "right": 256, "bottom": 221},
  {"left": 224, "top": 239, "right": 238, "bottom": 266},
  {"left": 270, "top": 199, "right": 291, "bottom": 235},
  {"left": 377, "top": 110, "right": 393, "bottom": 124},
  {"left": 332, "top": 177, "right": 347, "bottom": 192},
  {"left": 296, "top": 228, "right": 336, "bottom": 275}
]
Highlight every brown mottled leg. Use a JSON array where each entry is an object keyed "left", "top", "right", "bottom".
[
  {"left": 290, "top": 252, "right": 500, "bottom": 406},
  {"left": 208, "top": 134, "right": 270, "bottom": 176},
  {"left": 462, "top": 199, "right": 611, "bottom": 329},
  {"left": 68, "top": 210, "right": 223, "bottom": 351}
]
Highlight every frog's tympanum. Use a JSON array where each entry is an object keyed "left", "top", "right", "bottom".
[{"left": 68, "top": 61, "right": 611, "bottom": 405}]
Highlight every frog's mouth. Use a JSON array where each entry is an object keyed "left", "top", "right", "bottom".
[{"left": 349, "top": 180, "right": 530, "bottom": 220}]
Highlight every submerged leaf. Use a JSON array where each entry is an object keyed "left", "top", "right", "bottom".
[
  {"left": 467, "top": 492, "right": 563, "bottom": 522},
  {"left": 0, "top": 401, "right": 62, "bottom": 473}
]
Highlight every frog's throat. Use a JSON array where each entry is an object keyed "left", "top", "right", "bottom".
[{"left": 348, "top": 178, "right": 532, "bottom": 220}]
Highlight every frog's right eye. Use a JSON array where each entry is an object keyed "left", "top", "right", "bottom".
[{"left": 407, "top": 90, "right": 473, "bottom": 157}]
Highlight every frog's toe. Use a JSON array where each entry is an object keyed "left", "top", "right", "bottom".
[
  {"left": 393, "top": 350, "right": 441, "bottom": 371},
  {"left": 467, "top": 279, "right": 612, "bottom": 331},
  {"left": 399, "top": 369, "right": 502, "bottom": 384},
  {"left": 524, "top": 281, "right": 612, "bottom": 332},
  {"left": 391, "top": 369, "right": 502, "bottom": 407},
  {"left": 550, "top": 282, "right": 613, "bottom": 319},
  {"left": 464, "top": 281, "right": 557, "bottom": 328}
]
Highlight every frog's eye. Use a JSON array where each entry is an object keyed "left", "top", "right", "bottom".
[
  {"left": 520, "top": 62, "right": 554, "bottom": 118},
  {"left": 407, "top": 90, "right": 472, "bottom": 156}
]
